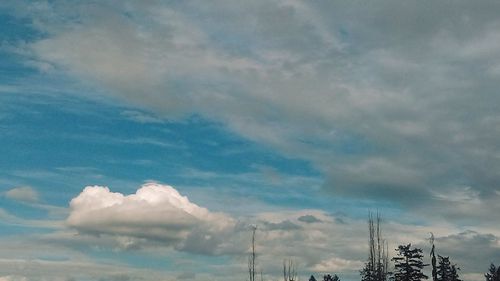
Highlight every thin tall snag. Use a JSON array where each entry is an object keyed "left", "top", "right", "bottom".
[
  {"left": 362, "top": 212, "right": 389, "bottom": 281},
  {"left": 283, "top": 259, "right": 298, "bottom": 281},
  {"left": 248, "top": 225, "right": 257, "bottom": 281}
]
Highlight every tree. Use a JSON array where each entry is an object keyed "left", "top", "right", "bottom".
[
  {"left": 248, "top": 225, "right": 258, "bottom": 281},
  {"left": 361, "top": 212, "right": 389, "bottom": 281},
  {"left": 436, "top": 255, "right": 461, "bottom": 281},
  {"left": 429, "top": 233, "right": 437, "bottom": 281},
  {"left": 450, "top": 265, "right": 461, "bottom": 281},
  {"left": 283, "top": 259, "right": 297, "bottom": 281},
  {"left": 323, "top": 274, "right": 340, "bottom": 281},
  {"left": 391, "top": 244, "right": 428, "bottom": 281},
  {"left": 485, "top": 264, "right": 500, "bottom": 281},
  {"left": 309, "top": 275, "right": 317, "bottom": 281},
  {"left": 436, "top": 256, "right": 451, "bottom": 281}
]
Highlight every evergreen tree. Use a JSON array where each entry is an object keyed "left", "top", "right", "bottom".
[
  {"left": 361, "top": 264, "right": 376, "bottom": 281},
  {"left": 436, "top": 255, "right": 461, "bottom": 281},
  {"left": 391, "top": 244, "right": 428, "bottom": 281},
  {"left": 323, "top": 274, "right": 340, "bottom": 281},
  {"left": 436, "top": 256, "right": 452, "bottom": 281},
  {"left": 450, "top": 265, "right": 461, "bottom": 281},
  {"left": 309, "top": 275, "right": 317, "bottom": 281},
  {"left": 485, "top": 264, "right": 500, "bottom": 281}
]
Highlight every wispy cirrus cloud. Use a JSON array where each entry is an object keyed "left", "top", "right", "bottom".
[
  {"left": 4, "top": 186, "right": 39, "bottom": 203},
  {"left": 120, "top": 110, "right": 164, "bottom": 124}
]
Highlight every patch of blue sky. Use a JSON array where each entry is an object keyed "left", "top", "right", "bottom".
[
  {"left": 36, "top": 255, "right": 70, "bottom": 262},
  {"left": 0, "top": 47, "right": 36, "bottom": 82},
  {"left": 78, "top": 248, "right": 178, "bottom": 272},
  {"left": 171, "top": 251, "right": 233, "bottom": 270},
  {"left": 0, "top": 12, "right": 44, "bottom": 79},
  {"left": 0, "top": 223, "right": 55, "bottom": 236},
  {"left": 0, "top": 224, "right": 37, "bottom": 236},
  {"left": 77, "top": 246, "right": 231, "bottom": 273},
  {"left": 0, "top": 198, "right": 47, "bottom": 219},
  {"left": 0, "top": 11, "right": 42, "bottom": 42},
  {"left": 338, "top": 26, "right": 350, "bottom": 41},
  {"left": 0, "top": 86, "right": 321, "bottom": 204}
]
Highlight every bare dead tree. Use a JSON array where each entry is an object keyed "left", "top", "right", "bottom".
[
  {"left": 361, "top": 212, "right": 389, "bottom": 281},
  {"left": 369, "top": 215, "right": 375, "bottom": 278},
  {"left": 429, "top": 233, "right": 437, "bottom": 281},
  {"left": 248, "top": 225, "right": 258, "bottom": 281},
  {"left": 283, "top": 259, "right": 298, "bottom": 281}
]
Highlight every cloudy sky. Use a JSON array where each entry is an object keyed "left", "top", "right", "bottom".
[{"left": 1, "top": 1, "right": 500, "bottom": 281}]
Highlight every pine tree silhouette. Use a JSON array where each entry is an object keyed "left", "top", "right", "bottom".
[
  {"left": 436, "top": 256, "right": 452, "bottom": 281},
  {"left": 450, "top": 265, "right": 461, "bottom": 281},
  {"left": 485, "top": 264, "right": 500, "bottom": 281},
  {"left": 436, "top": 256, "right": 461, "bottom": 281},
  {"left": 391, "top": 244, "right": 428, "bottom": 281},
  {"left": 323, "top": 274, "right": 340, "bottom": 281}
]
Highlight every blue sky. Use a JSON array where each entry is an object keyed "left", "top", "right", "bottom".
[{"left": 1, "top": 1, "right": 500, "bottom": 281}]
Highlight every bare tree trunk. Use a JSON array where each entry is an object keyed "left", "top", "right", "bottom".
[
  {"left": 248, "top": 226, "right": 257, "bottom": 281},
  {"left": 377, "top": 213, "right": 382, "bottom": 281},
  {"left": 365, "top": 212, "right": 387, "bottom": 281},
  {"left": 429, "top": 233, "right": 437, "bottom": 281},
  {"left": 384, "top": 239, "right": 389, "bottom": 280},
  {"left": 283, "top": 259, "right": 297, "bottom": 281},
  {"left": 369, "top": 213, "right": 375, "bottom": 279}
]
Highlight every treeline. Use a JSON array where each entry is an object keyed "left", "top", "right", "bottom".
[
  {"left": 357, "top": 213, "right": 500, "bottom": 281},
  {"left": 247, "top": 213, "right": 500, "bottom": 281}
]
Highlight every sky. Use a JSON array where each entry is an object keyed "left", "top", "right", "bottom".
[{"left": 1, "top": 1, "right": 500, "bottom": 281}]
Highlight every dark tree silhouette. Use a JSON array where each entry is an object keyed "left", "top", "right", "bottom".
[
  {"left": 309, "top": 275, "right": 317, "bottom": 281},
  {"left": 361, "top": 212, "right": 389, "bottom": 281},
  {"left": 485, "top": 264, "right": 500, "bottom": 281},
  {"left": 436, "top": 256, "right": 451, "bottom": 281},
  {"left": 323, "top": 274, "right": 340, "bottom": 281},
  {"left": 248, "top": 225, "right": 258, "bottom": 281},
  {"left": 429, "top": 233, "right": 438, "bottom": 281},
  {"left": 436, "top": 256, "right": 461, "bottom": 281},
  {"left": 391, "top": 244, "right": 428, "bottom": 281},
  {"left": 450, "top": 265, "right": 461, "bottom": 281},
  {"left": 283, "top": 259, "right": 297, "bottom": 281}
]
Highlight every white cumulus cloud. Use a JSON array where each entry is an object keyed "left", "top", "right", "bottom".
[{"left": 67, "top": 182, "right": 234, "bottom": 254}]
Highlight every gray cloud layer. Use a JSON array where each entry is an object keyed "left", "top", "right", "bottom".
[{"left": 15, "top": 1, "right": 500, "bottom": 219}]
